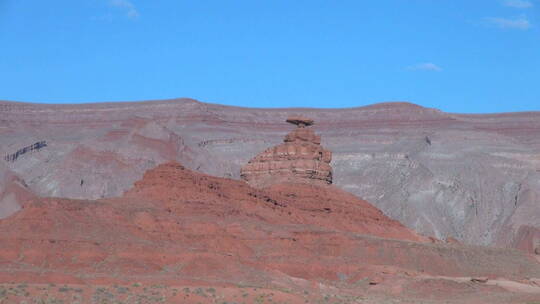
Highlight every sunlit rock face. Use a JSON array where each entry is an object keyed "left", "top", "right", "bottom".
[
  {"left": 1, "top": 98, "right": 540, "bottom": 252},
  {"left": 240, "top": 116, "right": 332, "bottom": 188}
]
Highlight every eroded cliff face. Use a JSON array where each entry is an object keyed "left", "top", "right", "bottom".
[
  {"left": 1, "top": 98, "right": 540, "bottom": 252},
  {"left": 241, "top": 117, "right": 332, "bottom": 188}
]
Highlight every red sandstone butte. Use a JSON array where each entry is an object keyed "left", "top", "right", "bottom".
[
  {"left": 241, "top": 116, "right": 333, "bottom": 188},
  {"left": 2, "top": 98, "right": 540, "bottom": 253}
]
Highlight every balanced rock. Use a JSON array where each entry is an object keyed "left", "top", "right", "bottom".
[
  {"left": 240, "top": 116, "right": 332, "bottom": 188},
  {"left": 285, "top": 116, "right": 314, "bottom": 127}
]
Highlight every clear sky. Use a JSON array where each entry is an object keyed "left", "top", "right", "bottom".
[{"left": 0, "top": 1, "right": 538, "bottom": 113}]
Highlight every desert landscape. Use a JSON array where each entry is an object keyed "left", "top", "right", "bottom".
[
  {"left": 1, "top": 98, "right": 539, "bottom": 303},
  {"left": 2, "top": 0, "right": 539, "bottom": 302}
]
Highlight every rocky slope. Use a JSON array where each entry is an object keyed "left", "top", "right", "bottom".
[
  {"left": 1, "top": 98, "right": 539, "bottom": 253},
  {"left": 1, "top": 162, "right": 539, "bottom": 303}
]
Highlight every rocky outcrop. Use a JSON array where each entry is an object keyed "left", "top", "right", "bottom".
[
  {"left": 240, "top": 116, "right": 332, "bottom": 188},
  {"left": 0, "top": 163, "right": 34, "bottom": 220},
  {"left": 4, "top": 141, "right": 47, "bottom": 162},
  {"left": 2, "top": 98, "right": 540, "bottom": 251}
]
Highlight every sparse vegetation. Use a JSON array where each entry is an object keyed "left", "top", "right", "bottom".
[{"left": 0, "top": 282, "right": 535, "bottom": 304}]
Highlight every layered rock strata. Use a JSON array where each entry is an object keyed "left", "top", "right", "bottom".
[
  {"left": 2, "top": 98, "right": 540, "bottom": 251},
  {"left": 241, "top": 117, "right": 332, "bottom": 188},
  {"left": 1, "top": 162, "right": 540, "bottom": 304}
]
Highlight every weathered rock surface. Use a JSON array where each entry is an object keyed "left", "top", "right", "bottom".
[
  {"left": 1, "top": 98, "right": 540, "bottom": 253},
  {"left": 240, "top": 117, "right": 332, "bottom": 188},
  {"left": 1, "top": 162, "right": 540, "bottom": 303},
  {"left": 0, "top": 162, "right": 34, "bottom": 219}
]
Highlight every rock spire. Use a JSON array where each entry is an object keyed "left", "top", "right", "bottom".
[{"left": 240, "top": 116, "right": 332, "bottom": 188}]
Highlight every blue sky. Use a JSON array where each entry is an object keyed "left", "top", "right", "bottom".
[{"left": 0, "top": 1, "right": 538, "bottom": 113}]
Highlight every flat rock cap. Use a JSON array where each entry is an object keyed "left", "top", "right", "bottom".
[{"left": 286, "top": 116, "right": 314, "bottom": 126}]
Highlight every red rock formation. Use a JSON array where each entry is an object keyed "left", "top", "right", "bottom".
[
  {"left": 240, "top": 117, "right": 332, "bottom": 188},
  {"left": 1, "top": 162, "right": 539, "bottom": 303},
  {"left": 2, "top": 98, "right": 540, "bottom": 252}
]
